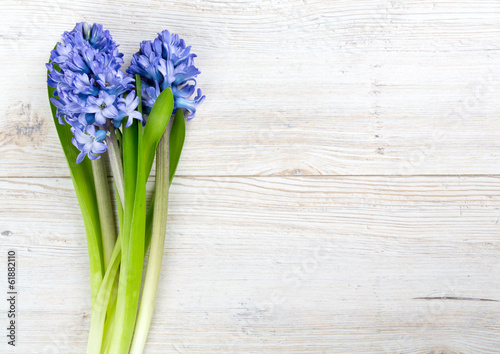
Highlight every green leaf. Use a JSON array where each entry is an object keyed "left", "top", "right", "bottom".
[
  {"left": 169, "top": 109, "right": 186, "bottom": 183},
  {"left": 142, "top": 86, "right": 174, "bottom": 176},
  {"left": 47, "top": 63, "right": 104, "bottom": 305}
]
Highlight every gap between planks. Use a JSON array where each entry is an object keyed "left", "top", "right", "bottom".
[{"left": 1, "top": 174, "right": 500, "bottom": 179}]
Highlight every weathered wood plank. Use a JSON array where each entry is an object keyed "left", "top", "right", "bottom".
[
  {"left": 1, "top": 176, "right": 500, "bottom": 353},
  {"left": 1, "top": 0, "right": 500, "bottom": 177},
  {"left": 2, "top": 0, "right": 500, "bottom": 353}
]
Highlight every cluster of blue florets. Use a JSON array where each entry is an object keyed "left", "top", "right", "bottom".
[
  {"left": 127, "top": 30, "right": 205, "bottom": 120},
  {"left": 48, "top": 24, "right": 205, "bottom": 163},
  {"left": 47, "top": 22, "right": 142, "bottom": 163}
]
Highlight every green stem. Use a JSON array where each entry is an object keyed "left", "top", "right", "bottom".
[
  {"left": 86, "top": 238, "right": 121, "bottom": 354},
  {"left": 108, "top": 76, "right": 146, "bottom": 353},
  {"left": 144, "top": 109, "right": 183, "bottom": 252},
  {"left": 106, "top": 128, "right": 125, "bottom": 207},
  {"left": 101, "top": 283, "right": 118, "bottom": 353},
  {"left": 99, "top": 182, "right": 123, "bottom": 353},
  {"left": 130, "top": 131, "right": 170, "bottom": 354},
  {"left": 92, "top": 157, "right": 117, "bottom": 267},
  {"left": 99, "top": 109, "right": 184, "bottom": 352}
]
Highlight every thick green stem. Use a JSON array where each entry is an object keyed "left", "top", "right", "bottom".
[
  {"left": 108, "top": 76, "right": 146, "bottom": 353},
  {"left": 106, "top": 128, "right": 125, "bottom": 207},
  {"left": 99, "top": 182, "right": 123, "bottom": 353},
  {"left": 86, "top": 238, "right": 121, "bottom": 354},
  {"left": 130, "top": 131, "right": 170, "bottom": 354},
  {"left": 92, "top": 157, "right": 117, "bottom": 267},
  {"left": 101, "top": 283, "right": 118, "bottom": 353}
]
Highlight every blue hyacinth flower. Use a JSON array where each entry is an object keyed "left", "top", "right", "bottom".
[
  {"left": 47, "top": 22, "right": 142, "bottom": 163},
  {"left": 127, "top": 30, "right": 205, "bottom": 120}
]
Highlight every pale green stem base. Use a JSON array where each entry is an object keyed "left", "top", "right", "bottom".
[{"left": 86, "top": 239, "right": 121, "bottom": 354}]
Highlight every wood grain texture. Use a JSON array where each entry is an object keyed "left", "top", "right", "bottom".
[
  {"left": 1, "top": 0, "right": 500, "bottom": 353},
  {"left": 2, "top": 176, "right": 500, "bottom": 353},
  {"left": 2, "top": 0, "right": 500, "bottom": 177}
]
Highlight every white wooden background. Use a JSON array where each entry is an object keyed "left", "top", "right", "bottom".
[{"left": 1, "top": 0, "right": 500, "bottom": 353}]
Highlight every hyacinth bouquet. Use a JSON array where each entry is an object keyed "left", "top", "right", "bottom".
[{"left": 46, "top": 23, "right": 204, "bottom": 353}]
